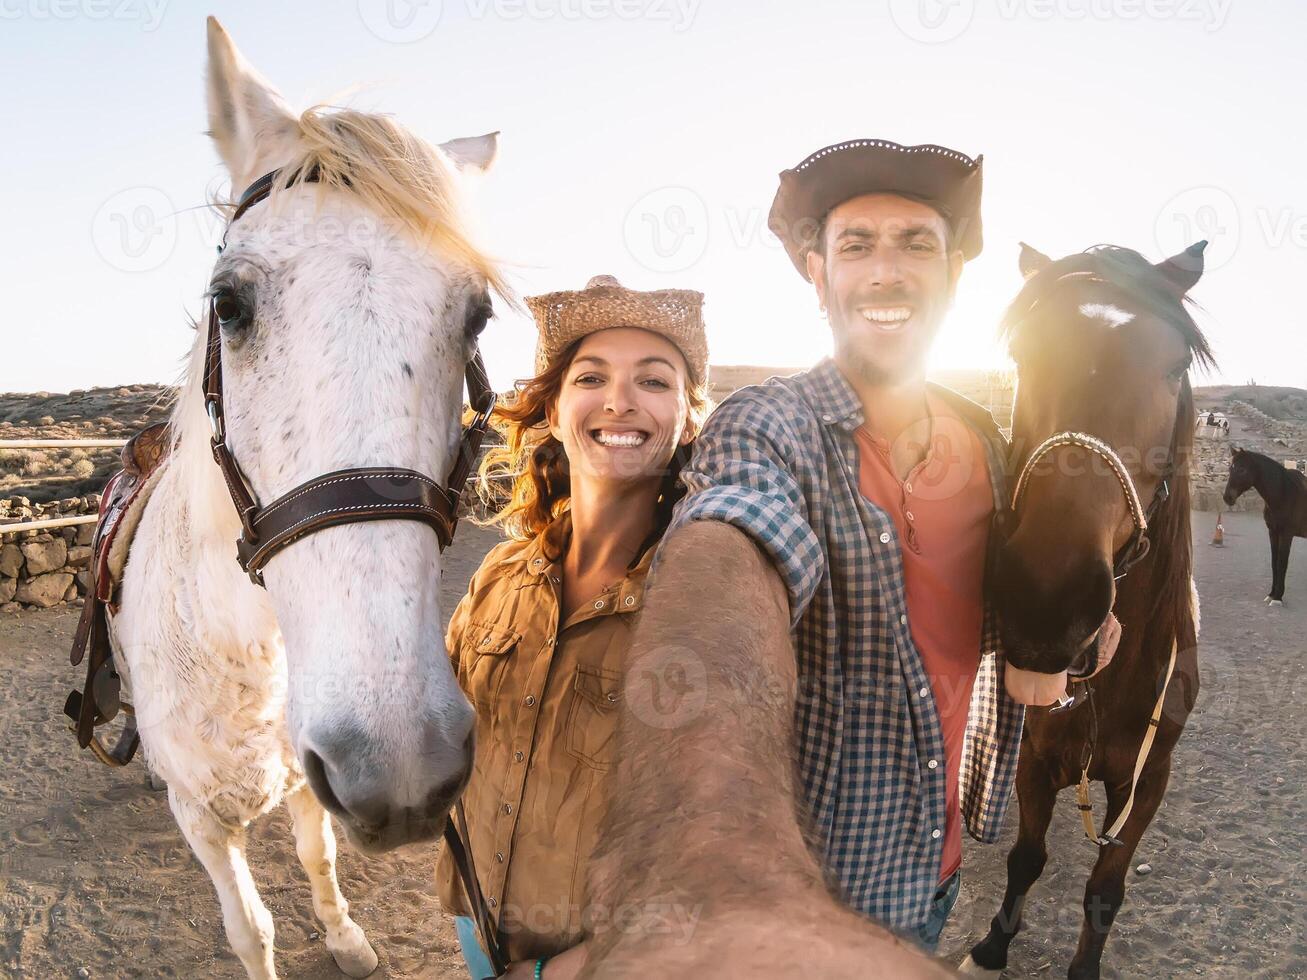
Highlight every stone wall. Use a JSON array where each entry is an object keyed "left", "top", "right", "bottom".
[{"left": 0, "top": 495, "right": 99, "bottom": 613}]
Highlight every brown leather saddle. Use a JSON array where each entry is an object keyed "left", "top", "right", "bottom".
[{"left": 64, "top": 422, "right": 171, "bottom": 767}]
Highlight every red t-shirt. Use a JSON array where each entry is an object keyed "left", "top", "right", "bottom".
[{"left": 854, "top": 392, "right": 993, "bottom": 882}]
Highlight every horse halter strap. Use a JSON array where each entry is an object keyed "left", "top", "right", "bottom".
[{"left": 203, "top": 168, "right": 497, "bottom": 586}]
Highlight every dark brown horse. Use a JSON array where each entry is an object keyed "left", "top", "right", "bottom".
[
  {"left": 961, "top": 241, "right": 1212, "bottom": 980},
  {"left": 1223, "top": 447, "right": 1307, "bottom": 604}
]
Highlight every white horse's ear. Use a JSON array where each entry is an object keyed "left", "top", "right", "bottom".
[
  {"left": 206, "top": 16, "right": 298, "bottom": 190},
  {"left": 1018, "top": 242, "right": 1053, "bottom": 281},
  {"left": 439, "top": 132, "right": 500, "bottom": 174}
]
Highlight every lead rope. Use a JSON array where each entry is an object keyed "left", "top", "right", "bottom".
[
  {"left": 1076, "top": 638, "right": 1177, "bottom": 845},
  {"left": 444, "top": 801, "right": 509, "bottom": 976}
]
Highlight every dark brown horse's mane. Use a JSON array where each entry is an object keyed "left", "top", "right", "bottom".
[
  {"left": 1142, "top": 375, "right": 1199, "bottom": 622},
  {"left": 1001, "top": 245, "right": 1215, "bottom": 370}
]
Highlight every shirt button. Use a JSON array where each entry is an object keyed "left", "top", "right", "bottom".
[
  {"left": 905, "top": 482, "right": 913, "bottom": 494},
  {"left": 502, "top": 803, "right": 513, "bottom": 815},
  {"left": 919, "top": 686, "right": 930, "bottom": 699},
  {"left": 546, "top": 635, "right": 555, "bottom": 646},
  {"left": 487, "top": 897, "right": 497, "bottom": 907},
  {"left": 931, "top": 828, "right": 942, "bottom": 840},
  {"left": 879, "top": 532, "right": 891, "bottom": 544},
  {"left": 594, "top": 599, "right": 605, "bottom": 609},
  {"left": 532, "top": 558, "right": 542, "bottom": 565},
  {"left": 928, "top": 759, "right": 939, "bottom": 770},
  {"left": 899, "top": 614, "right": 908, "bottom": 626},
  {"left": 524, "top": 695, "right": 536, "bottom": 707},
  {"left": 495, "top": 851, "right": 505, "bottom": 863},
  {"left": 905, "top": 510, "right": 915, "bottom": 522},
  {"left": 821, "top": 413, "right": 833, "bottom": 423},
  {"left": 514, "top": 751, "right": 524, "bottom": 763},
  {"left": 624, "top": 595, "right": 635, "bottom": 606}
]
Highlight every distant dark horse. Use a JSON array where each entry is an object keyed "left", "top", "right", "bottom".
[
  {"left": 1223, "top": 447, "right": 1307, "bottom": 604},
  {"left": 961, "top": 241, "right": 1211, "bottom": 980}
]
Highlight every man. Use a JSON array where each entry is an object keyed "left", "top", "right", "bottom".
[{"left": 587, "top": 139, "right": 1063, "bottom": 970}]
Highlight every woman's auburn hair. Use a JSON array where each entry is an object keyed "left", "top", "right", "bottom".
[{"left": 475, "top": 337, "right": 712, "bottom": 542}]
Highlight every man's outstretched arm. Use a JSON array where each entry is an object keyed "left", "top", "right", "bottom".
[{"left": 582, "top": 520, "right": 948, "bottom": 979}]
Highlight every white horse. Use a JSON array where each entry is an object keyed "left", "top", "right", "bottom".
[{"left": 107, "top": 18, "right": 501, "bottom": 978}]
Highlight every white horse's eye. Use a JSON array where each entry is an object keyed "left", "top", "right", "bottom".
[
  {"left": 214, "top": 294, "right": 242, "bottom": 325},
  {"left": 464, "top": 294, "right": 493, "bottom": 338},
  {"left": 212, "top": 287, "right": 251, "bottom": 339}
]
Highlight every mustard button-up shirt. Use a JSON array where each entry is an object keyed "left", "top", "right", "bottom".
[{"left": 436, "top": 512, "right": 653, "bottom": 961}]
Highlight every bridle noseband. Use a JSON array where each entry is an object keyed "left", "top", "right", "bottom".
[
  {"left": 1010, "top": 428, "right": 1173, "bottom": 584},
  {"left": 204, "top": 167, "right": 496, "bottom": 586}
]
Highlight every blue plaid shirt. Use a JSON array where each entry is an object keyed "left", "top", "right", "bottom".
[{"left": 665, "top": 358, "right": 1024, "bottom": 932}]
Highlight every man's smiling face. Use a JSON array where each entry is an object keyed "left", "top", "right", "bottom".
[{"left": 806, "top": 192, "right": 964, "bottom": 386}]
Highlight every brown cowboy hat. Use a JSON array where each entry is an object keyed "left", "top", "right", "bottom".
[
  {"left": 525, "top": 275, "right": 708, "bottom": 383},
  {"left": 767, "top": 138, "right": 984, "bottom": 280}
]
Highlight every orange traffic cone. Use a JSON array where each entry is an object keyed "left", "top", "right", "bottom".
[{"left": 1211, "top": 511, "right": 1224, "bottom": 547}]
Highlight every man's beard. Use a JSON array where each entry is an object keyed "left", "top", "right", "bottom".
[
  {"left": 827, "top": 279, "right": 934, "bottom": 387},
  {"left": 836, "top": 342, "right": 898, "bottom": 386}
]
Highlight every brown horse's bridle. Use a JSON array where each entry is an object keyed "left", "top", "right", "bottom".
[
  {"left": 1010, "top": 428, "right": 1173, "bottom": 585},
  {"left": 205, "top": 167, "right": 496, "bottom": 586}
]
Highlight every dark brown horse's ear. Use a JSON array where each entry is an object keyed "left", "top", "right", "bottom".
[
  {"left": 1018, "top": 242, "right": 1052, "bottom": 280},
  {"left": 1155, "top": 240, "right": 1207, "bottom": 295}
]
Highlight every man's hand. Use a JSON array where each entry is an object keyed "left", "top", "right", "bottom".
[{"left": 1004, "top": 663, "right": 1069, "bottom": 706}]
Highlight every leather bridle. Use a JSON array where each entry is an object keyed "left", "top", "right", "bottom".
[
  {"left": 1010, "top": 425, "right": 1175, "bottom": 584},
  {"left": 204, "top": 167, "right": 496, "bottom": 586}
]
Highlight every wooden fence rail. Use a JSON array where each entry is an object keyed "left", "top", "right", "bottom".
[{"left": 0, "top": 439, "right": 129, "bottom": 449}]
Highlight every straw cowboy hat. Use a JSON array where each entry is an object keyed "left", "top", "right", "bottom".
[
  {"left": 767, "top": 138, "right": 985, "bottom": 280},
  {"left": 525, "top": 275, "right": 709, "bottom": 384}
]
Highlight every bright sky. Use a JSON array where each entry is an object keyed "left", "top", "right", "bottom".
[{"left": 2, "top": 0, "right": 1303, "bottom": 394}]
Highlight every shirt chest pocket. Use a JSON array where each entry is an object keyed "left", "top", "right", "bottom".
[
  {"left": 461, "top": 621, "right": 522, "bottom": 710},
  {"left": 567, "top": 665, "right": 622, "bottom": 772}
]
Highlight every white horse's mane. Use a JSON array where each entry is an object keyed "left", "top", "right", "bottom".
[{"left": 169, "top": 103, "right": 509, "bottom": 512}]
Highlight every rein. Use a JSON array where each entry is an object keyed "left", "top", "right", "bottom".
[
  {"left": 204, "top": 167, "right": 497, "bottom": 586},
  {"left": 1073, "top": 640, "right": 1178, "bottom": 846}
]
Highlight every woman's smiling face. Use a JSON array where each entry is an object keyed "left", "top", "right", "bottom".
[{"left": 549, "top": 326, "right": 694, "bottom": 487}]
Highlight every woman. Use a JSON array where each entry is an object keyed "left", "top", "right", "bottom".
[{"left": 436, "top": 275, "right": 710, "bottom": 979}]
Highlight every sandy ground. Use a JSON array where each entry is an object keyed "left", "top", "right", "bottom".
[{"left": 1, "top": 511, "right": 1304, "bottom": 978}]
